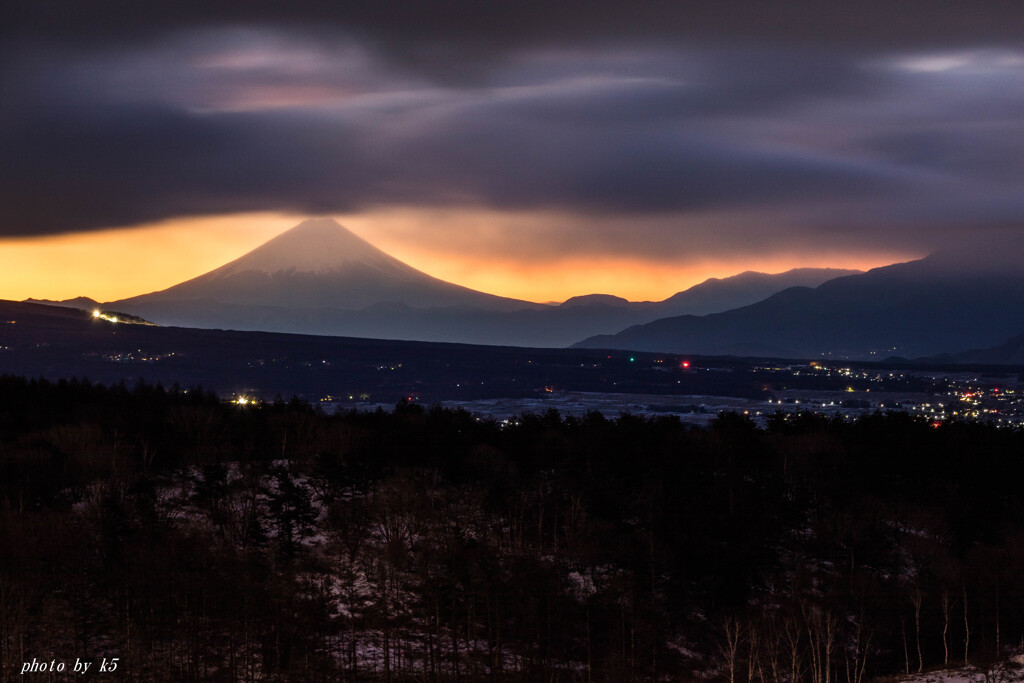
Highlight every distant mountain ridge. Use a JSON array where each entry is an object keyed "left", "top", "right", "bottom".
[
  {"left": 559, "top": 294, "right": 632, "bottom": 308},
  {"left": 656, "top": 268, "right": 859, "bottom": 317},
  {"left": 24, "top": 296, "right": 100, "bottom": 310},
  {"left": 928, "top": 332, "right": 1024, "bottom": 365},
  {"left": 38, "top": 218, "right": 858, "bottom": 347},
  {"left": 575, "top": 248, "right": 1024, "bottom": 360}
]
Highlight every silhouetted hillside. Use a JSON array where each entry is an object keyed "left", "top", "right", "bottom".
[
  {"left": 929, "top": 331, "right": 1024, "bottom": 365},
  {"left": 577, "top": 251, "right": 1024, "bottom": 359}
]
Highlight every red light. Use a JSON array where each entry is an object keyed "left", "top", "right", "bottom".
[{"left": 681, "top": 361, "right": 690, "bottom": 369}]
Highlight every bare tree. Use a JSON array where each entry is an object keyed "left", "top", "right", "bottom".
[
  {"left": 843, "top": 617, "right": 873, "bottom": 683},
  {"left": 911, "top": 588, "right": 924, "bottom": 673},
  {"left": 803, "top": 603, "right": 838, "bottom": 683},
  {"left": 747, "top": 620, "right": 763, "bottom": 683},
  {"left": 901, "top": 615, "right": 911, "bottom": 675},
  {"left": 720, "top": 617, "right": 744, "bottom": 683},
  {"left": 962, "top": 582, "right": 970, "bottom": 666},
  {"left": 761, "top": 614, "right": 783, "bottom": 683},
  {"left": 783, "top": 615, "right": 805, "bottom": 683},
  {"left": 941, "top": 588, "right": 952, "bottom": 667}
]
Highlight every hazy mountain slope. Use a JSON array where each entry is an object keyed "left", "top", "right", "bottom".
[
  {"left": 931, "top": 332, "right": 1024, "bottom": 365},
  {"left": 575, "top": 253, "right": 1024, "bottom": 359},
  {"left": 105, "top": 270, "right": 857, "bottom": 347},
  {"left": 102, "top": 297, "right": 646, "bottom": 347},
  {"left": 102, "top": 217, "right": 858, "bottom": 346}
]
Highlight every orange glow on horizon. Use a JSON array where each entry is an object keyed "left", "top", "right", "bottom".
[
  {"left": 0, "top": 211, "right": 913, "bottom": 305},
  {"left": 0, "top": 214, "right": 297, "bottom": 302},
  {"left": 376, "top": 251, "right": 897, "bottom": 304},
  {"left": 336, "top": 207, "right": 916, "bottom": 302}
]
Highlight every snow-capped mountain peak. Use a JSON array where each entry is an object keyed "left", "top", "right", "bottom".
[{"left": 212, "top": 218, "right": 416, "bottom": 277}]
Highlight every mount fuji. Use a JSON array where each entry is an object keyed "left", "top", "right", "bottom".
[{"left": 112, "top": 218, "right": 538, "bottom": 313}]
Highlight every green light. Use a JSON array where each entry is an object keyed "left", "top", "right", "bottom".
[{"left": 629, "top": 356, "right": 635, "bottom": 362}]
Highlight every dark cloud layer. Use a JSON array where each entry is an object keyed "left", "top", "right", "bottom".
[
  {"left": 2, "top": 1, "right": 1023, "bottom": 260},
  {"left": 0, "top": 93, "right": 892, "bottom": 232},
  {"left": 7, "top": 1, "right": 1023, "bottom": 53}
]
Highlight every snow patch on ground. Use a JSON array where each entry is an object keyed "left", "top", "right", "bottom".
[{"left": 895, "top": 659, "right": 1024, "bottom": 683}]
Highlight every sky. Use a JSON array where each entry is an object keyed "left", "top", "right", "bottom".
[{"left": 2, "top": 1, "right": 1023, "bottom": 302}]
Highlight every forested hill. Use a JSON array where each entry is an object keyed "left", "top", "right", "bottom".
[{"left": 2, "top": 376, "right": 1023, "bottom": 681}]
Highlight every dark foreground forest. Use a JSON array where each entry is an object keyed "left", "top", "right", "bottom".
[{"left": 2, "top": 377, "right": 1024, "bottom": 681}]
